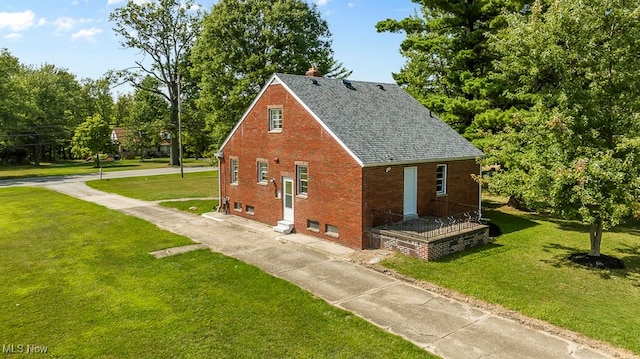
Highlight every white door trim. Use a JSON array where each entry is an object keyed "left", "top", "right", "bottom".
[
  {"left": 403, "top": 166, "right": 418, "bottom": 219},
  {"left": 283, "top": 177, "right": 294, "bottom": 222}
]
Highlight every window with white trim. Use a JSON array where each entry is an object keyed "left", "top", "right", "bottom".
[
  {"left": 257, "top": 160, "right": 268, "bottom": 183},
  {"left": 436, "top": 164, "right": 447, "bottom": 195},
  {"left": 230, "top": 158, "right": 239, "bottom": 184},
  {"left": 269, "top": 108, "right": 283, "bottom": 132},
  {"left": 325, "top": 224, "right": 339, "bottom": 237},
  {"left": 296, "top": 165, "right": 308, "bottom": 195},
  {"left": 307, "top": 220, "right": 320, "bottom": 232}
]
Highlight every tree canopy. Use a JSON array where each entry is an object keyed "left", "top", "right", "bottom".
[
  {"left": 191, "top": 0, "right": 350, "bottom": 147},
  {"left": 485, "top": 0, "right": 640, "bottom": 256},
  {"left": 72, "top": 114, "right": 115, "bottom": 168},
  {"left": 109, "top": 0, "right": 202, "bottom": 165},
  {"left": 376, "top": 0, "right": 526, "bottom": 134}
]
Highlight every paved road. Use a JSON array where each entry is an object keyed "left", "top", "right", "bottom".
[
  {"left": 0, "top": 166, "right": 216, "bottom": 188},
  {"left": 2, "top": 169, "right": 635, "bottom": 359}
]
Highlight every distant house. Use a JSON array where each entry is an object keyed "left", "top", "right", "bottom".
[
  {"left": 217, "top": 70, "right": 488, "bottom": 259},
  {"left": 110, "top": 127, "right": 171, "bottom": 158},
  {"left": 110, "top": 127, "right": 129, "bottom": 158}
]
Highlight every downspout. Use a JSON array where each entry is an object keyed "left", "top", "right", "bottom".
[
  {"left": 478, "top": 162, "right": 483, "bottom": 219},
  {"left": 216, "top": 150, "right": 223, "bottom": 212}
]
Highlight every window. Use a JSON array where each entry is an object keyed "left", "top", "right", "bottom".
[
  {"left": 257, "top": 161, "right": 268, "bottom": 183},
  {"left": 246, "top": 205, "right": 255, "bottom": 215},
  {"left": 436, "top": 164, "right": 447, "bottom": 195},
  {"left": 269, "top": 108, "right": 283, "bottom": 131},
  {"left": 297, "top": 165, "right": 308, "bottom": 195},
  {"left": 230, "top": 158, "right": 239, "bottom": 184},
  {"left": 307, "top": 220, "right": 320, "bottom": 232},
  {"left": 325, "top": 224, "right": 339, "bottom": 237},
  {"left": 233, "top": 202, "right": 242, "bottom": 211}
]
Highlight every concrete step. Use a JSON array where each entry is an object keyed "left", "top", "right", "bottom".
[{"left": 273, "top": 220, "right": 294, "bottom": 234}]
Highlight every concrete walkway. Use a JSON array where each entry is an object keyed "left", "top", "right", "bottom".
[{"left": 34, "top": 180, "right": 635, "bottom": 359}]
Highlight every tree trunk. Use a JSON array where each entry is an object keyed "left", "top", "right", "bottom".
[
  {"left": 95, "top": 151, "right": 101, "bottom": 168},
  {"left": 170, "top": 137, "right": 180, "bottom": 166},
  {"left": 589, "top": 217, "right": 603, "bottom": 256}
]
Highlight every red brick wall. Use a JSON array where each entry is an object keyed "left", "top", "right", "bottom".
[
  {"left": 220, "top": 83, "right": 365, "bottom": 249},
  {"left": 363, "top": 160, "right": 480, "bottom": 231}
]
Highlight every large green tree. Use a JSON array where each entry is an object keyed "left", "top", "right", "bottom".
[
  {"left": 110, "top": 0, "right": 202, "bottom": 165},
  {"left": 72, "top": 114, "right": 116, "bottom": 168},
  {"left": 20, "top": 64, "right": 84, "bottom": 165},
  {"left": 376, "top": 0, "right": 526, "bottom": 135},
  {"left": 485, "top": 0, "right": 640, "bottom": 256},
  {"left": 191, "top": 0, "right": 350, "bottom": 147},
  {"left": 124, "top": 76, "right": 169, "bottom": 159}
]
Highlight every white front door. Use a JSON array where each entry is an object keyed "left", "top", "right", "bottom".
[
  {"left": 403, "top": 167, "right": 418, "bottom": 219},
  {"left": 283, "top": 177, "right": 294, "bottom": 222}
]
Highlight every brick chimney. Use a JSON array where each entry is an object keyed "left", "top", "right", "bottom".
[{"left": 305, "top": 67, "right": 323, "bottom": 77}]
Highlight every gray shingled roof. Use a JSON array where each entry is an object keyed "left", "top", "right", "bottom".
[{"left": 275, "top": 73, "right": 484, "bottom": 166}]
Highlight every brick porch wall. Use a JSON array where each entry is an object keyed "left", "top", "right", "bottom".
[{"left": 368, "top": 226, "right": 490, "bottom": 261}]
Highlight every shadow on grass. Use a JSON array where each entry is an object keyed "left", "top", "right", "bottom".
[
  {"left": 541, "top": 242, "right": 640, "bottom": 284},
  {"left": 482, "top": 209, "right": 539, "bottom": 235}
]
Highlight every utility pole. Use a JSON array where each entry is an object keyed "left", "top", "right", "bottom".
[{"left": 177, "top": 75, "right": 184, "bottom": 178}]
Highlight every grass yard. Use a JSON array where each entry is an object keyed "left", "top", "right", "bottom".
[
  {"left": 159, "top": 199, "right": 219, "bottom": 215},
  {"left": 381, "top": 198, "right": 640, "bottom": 354},
  {"left": 0, "top": 158, "right": 212, "bottom": 180},
  {"left": 0, "top": 187, "right": 435, "bottom": 358},
  {"left": 87, "top": 171, "right": 218, "bottom": 201}
]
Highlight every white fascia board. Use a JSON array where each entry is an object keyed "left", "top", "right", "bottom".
[
  {"left": 362, "top": 156, "right": 483, "bottom": 168},
  {"left": 275, "top": 76, "right": 365, "bottom": 167},
  {"left": 218, "top": 74, "right": 280, "bottom": 151}
]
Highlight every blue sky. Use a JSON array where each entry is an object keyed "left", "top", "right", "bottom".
[{"left": 0, "top": 0, "right": 417, "bottom": 96}]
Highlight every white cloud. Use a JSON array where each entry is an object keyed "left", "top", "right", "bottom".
[
  {"left": 37, "top": 18, "right": 47, "bottom": 27},
  {"left": 348, "top": 2, "right": 355, "bottom": 8},
  {"left": 4, "top": 32, "right": 23, "bottom": 39},
  {"left": 316, "top": 0, "right": 329, "bottom": 6},
  {"left": 0, "top": 10, "right": 36, "bottom": 32},
  {"left": 52, "top": 17, "right": 92, "bottom": 33},
  {"left": 53, "top": 17, "right": 76, "bottom": 32},
  {"left": 71, "top": 27, "right": 103, "bottom": 40}
]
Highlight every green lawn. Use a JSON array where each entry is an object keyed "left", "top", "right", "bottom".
[
  {"left": 0, "top": 187, "right": 435, "bottom": 358},
  {"left": 0, "top": 158, "right": 212, "bottom": 180},
  {"left": 87, "top": 171, "right": 218, "bottom": 201},
  {"left": 381, "top": 198, "right": 640, "bottom": 354}
]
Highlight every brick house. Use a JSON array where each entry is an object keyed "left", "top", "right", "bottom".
[{"left": 217, "top": 70, "right": 485, "bottom": 252}]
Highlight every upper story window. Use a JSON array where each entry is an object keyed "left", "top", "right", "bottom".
[
  {"left": 297, "top": 165, "right": 308, "bottom": 196},
  {"left": 436, "top": 164, "right": 447, "bottom": 195},
  {"left": 257, "top": 160, "right": 268, "bottom": 184},
  {"left": 269, "top": 108, "right": 283, "bottom": 132},
  {"left": 230, "top": 158, "right": 239, "bottom": 185}
]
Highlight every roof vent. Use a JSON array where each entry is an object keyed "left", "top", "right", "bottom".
[
  {"left": 305, "top": 67, "right": 323, "bottom": 77},
  {"left": 310, "top": 78, "right": 319, "bottom": 85},
  {"left": 342, "top": 79, "right": 356, "bottom": 90},
  {"left": 376, "top": 84, "right": 385, "bottom": 90}
]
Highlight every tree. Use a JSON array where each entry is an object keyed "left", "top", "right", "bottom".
[
  {"left": 376, "top": 0, "right": 526, "bottom": 134},
  {"left": 80, "top": 77, "right": 115, "bottom": 125},
  {"left": 191, "top": 0, "right": 350, "bottom": 147},
  {"left": 109, "top": 0, "right": 202, "bottom": 165},
  {"left": 72, "top": 114, "right": 116, "bottom": 168},
  {"left": 20, "top": 64, "right": 84, "bottom": 165},
  {"left": 124, "top": 76, "right": 169, "bottom": 159},
  {"left": 485, "top": 0, "right": 640, "bottom": 257}
]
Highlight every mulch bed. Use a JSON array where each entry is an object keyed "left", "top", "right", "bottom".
[{"left": 568, "top": 253, "right": 625, "bottom": 269}]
